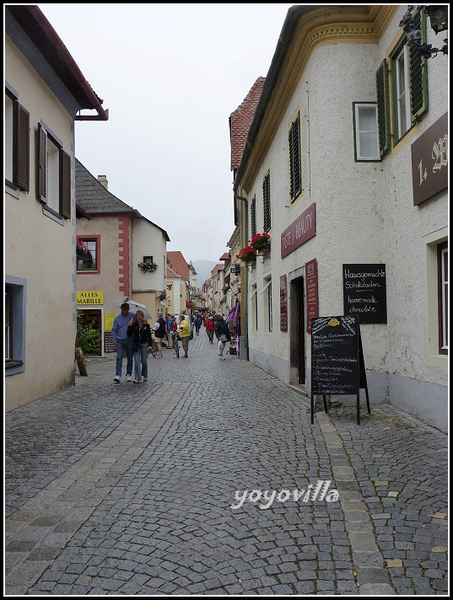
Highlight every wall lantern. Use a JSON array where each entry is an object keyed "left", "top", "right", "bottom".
[
  {"left": 400, "top": 5, "right": 448, "bottom": 58},
  {"left": 425, "top": 5, "right": 448, "bottom": 33}
]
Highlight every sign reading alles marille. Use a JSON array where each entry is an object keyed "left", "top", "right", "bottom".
[
  {"left": 281, "top": 203, "right": 316, "bottom": 258},
  {"left": 77, "top": 291, "right": 104, "bottom": 305}
]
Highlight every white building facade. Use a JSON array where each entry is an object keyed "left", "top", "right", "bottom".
[{"left": 234, "top": 5, "right": 448, "bottom": 431}]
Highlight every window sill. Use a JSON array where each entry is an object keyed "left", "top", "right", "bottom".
[{"left": 5, "top": 359, "right": 24, "bottom": 375}]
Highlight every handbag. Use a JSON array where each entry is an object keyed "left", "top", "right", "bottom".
[{"left": 220, "top": 334, "right": 228, "bottom": 343}]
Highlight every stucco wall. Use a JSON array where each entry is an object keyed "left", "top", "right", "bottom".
[
  {"left": 243, "top": 10, "right": 448, "bottom": 430},
  {"left": 5, "top": 36, "right": 76, "bottom": 411}
]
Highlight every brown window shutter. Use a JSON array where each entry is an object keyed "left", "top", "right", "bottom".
[
  {"left": 14, "top": 103, "right": 30, "bottom": 192},
  {"left": 60, "top": 150, "right": 72, "bottom": 219},
  {"left": 37, "top": 123, "right": 47, "bottom": 202}
]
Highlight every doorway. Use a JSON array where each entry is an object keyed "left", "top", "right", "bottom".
[
  {"left": 290, "top": 277, "right": 306, "bottom": 385},
  {"left": 79, "top": 309, "right": 102, "bottom": 356}
]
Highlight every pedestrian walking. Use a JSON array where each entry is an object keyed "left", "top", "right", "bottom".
[
  {"left": 178, "top": 313, "right": 191, "bottom": 358},
  {"left": 206, "top": 315, "right": 215, "bottom": 343},
  {"left": 127, "top": 309, "right": 152, "bottom": 383},
  {"left": 112, "top": 303, "right": 135, "bottom": 383},
  {"left": 214, "top": 313, "right": 230, "bottom": 359},
  {"left": 152, "top": 313, "right": 166, "bottom": 358},
  {"left": 194, "top": 313, "right": 202, "bottom": 335},
  {"left": 166, "top": 313, "right": 174, "bottom": 349}
]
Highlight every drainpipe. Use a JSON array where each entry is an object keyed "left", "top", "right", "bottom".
[{"left": 234, "top": 192, "right": 249, "bottom": 361}]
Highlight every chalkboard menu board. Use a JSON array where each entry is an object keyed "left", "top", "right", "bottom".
[
  {"left": 311, "top": 316, "right": 370, "bottom": 424},
  {"left": 343, "top": 264, "right": 387, "bottom": 324}
]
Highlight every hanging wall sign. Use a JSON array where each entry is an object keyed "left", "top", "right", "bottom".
[
  {"left": 343, "top": 264, "right": 387, "bottom": 324},
  {"left": 281, "top": 203, "right": 316, "bottom": 258},
  {"left": 411, "top": 112, "right": 448, "bottom": 206}
]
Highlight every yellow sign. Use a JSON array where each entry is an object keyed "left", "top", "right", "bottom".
[
  {"left": 77, "top": 291, "right": 104, "bottom": 305},
  {"left": 105, "top": 314, "right": 116, "bottom": 331}
]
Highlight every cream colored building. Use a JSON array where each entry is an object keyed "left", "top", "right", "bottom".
[
  {"left": 233, "top": 6, "right": 448, "bottom": 431},
  {"left": 5, "top": 6, "right": 108, "bottom": 411},
  {"left": 75, "top": 160, "right": 170, "bottom": 353}
]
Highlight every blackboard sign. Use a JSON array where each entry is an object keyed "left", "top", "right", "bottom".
[
  {"left": 343, "top": 264, "right": 387, "bottom": 324},
  {"left": 311, "top": 316, "right": 370, "bottom": 424}
]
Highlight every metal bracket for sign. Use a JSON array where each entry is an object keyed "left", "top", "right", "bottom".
[{"left": 310, "top": 316, "right": 370, "bottom": 425}]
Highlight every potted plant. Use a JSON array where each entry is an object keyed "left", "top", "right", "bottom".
[
  {"left": 236, "top": 244, "right": 257, "bottom": 263},
  {"left": 137, "top": 261, "right": 158, "bottom": 273},
  {"left": 251, "top": 232, "right": 271, "bottom": 253}
]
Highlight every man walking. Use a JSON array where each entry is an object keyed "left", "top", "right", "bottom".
[{"left": 112, "top": 303, "right": 135, "bottom": 383}]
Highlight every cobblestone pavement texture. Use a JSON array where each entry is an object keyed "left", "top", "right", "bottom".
[{"left": 5, "top": 333, "right": 448, "bottom": 595}]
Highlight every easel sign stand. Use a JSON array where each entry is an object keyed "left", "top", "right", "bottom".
[{"left": 310, "top": 316, "right": 370, "bottom": 425}]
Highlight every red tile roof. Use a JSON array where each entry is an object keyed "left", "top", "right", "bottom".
[
  {"left": 211, "top": 264, "right": 224, "bottom": 277},
  {"left": 167, "top": 251, "right": 189, "bottom": 280},
  {"left": 229, "top": 77, "right": 266, "bottom": 172}
]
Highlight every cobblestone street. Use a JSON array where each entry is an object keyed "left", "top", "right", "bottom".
[{"left": 5, "top": 332, "right": 448, "bottom": 595}]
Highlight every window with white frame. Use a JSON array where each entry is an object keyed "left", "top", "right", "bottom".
[
  {"left": 395, "top": 45, "right": 411, "bottom": 139},
  {"left": 376, "top": 8, "right": 428, "bottom": 155},
  {"left": 37, "top": 121, "right": 71, "bottom": 219},
  {"left": 353, "top": 103, "right": 380, "bottom": 161}
]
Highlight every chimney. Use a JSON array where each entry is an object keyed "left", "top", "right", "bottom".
[{"left": 97, "top": 175, "right": 108, "bottom": 190}]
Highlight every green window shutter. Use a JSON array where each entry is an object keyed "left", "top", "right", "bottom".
[
  {"left": 60, "top": 150, "right": 72, "bottom": 219},
  {"left": 37, "top": 122, "right": 47, "bottom": 202},
  {"left": 289, "top": 113, "right": 302, "bottom": 201},
  {"left": 263, "top": 172, "right": 271, "bottom": 233},
  {"left": 409, "top": 9, "right": 428, "bottom": 122},
  {"left": 250, "top": 195, "right": 256, "bottom": 238},
  {"left": 376, "top": 59, "right": 391, "bottom": 157}
]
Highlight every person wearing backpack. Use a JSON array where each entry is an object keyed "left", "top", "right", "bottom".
[
  {"left": 214, "top": 313, "right": 230, "bottom": 360},
  {"left": 152, "top": 313, "right": 166, "bottom": 358}
]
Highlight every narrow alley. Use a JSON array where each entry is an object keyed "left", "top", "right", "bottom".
[{"left": 5, "top": 333, "right": 448, "bottom": 595}]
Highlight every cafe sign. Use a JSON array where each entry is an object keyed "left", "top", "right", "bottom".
[
  {"left": 411, "top": 112, "right": 448, "bottom": 206},
  {"left": 77, "top": 291, "right": 104, "bottom": 305}
]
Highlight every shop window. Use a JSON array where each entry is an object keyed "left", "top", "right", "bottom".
[{"left": 438, "top": 242, "right": 448, "bottom": 355}]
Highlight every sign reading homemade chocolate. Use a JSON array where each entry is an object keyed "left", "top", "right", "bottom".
[
  {"left": 311, "top": 315, "right": 370, "bottom": 425},
  {"left": 343, "top": 264, "right": 387, "bottom": 324},
  {"left": 281, "top": 203, "right": 316, "bottom": 258},
  {"left": 411, "top": 112, "right": 448, "bottom": 206}
]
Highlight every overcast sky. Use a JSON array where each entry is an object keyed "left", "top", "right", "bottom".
[{"left": 37, "top": 3, "right": 296, "bottom": 263}]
